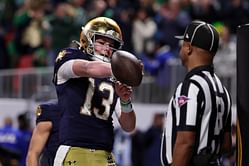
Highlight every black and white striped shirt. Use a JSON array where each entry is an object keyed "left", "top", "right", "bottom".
[{"left": 160, "top": 65, "right": 232, "bottom": 166}]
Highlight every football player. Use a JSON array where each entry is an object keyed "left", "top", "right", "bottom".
[
  {"left": 53, "top": 17, "right": 136, "bottom": 166},
  {"left": 26, "top": 100, "right": 60, "bottom": 166}
]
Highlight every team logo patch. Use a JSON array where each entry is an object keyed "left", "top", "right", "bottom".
[
  {"left": 36, "top": 106, "right": 42, "bottom": 117},
  {"left": 56, "top": 50, "right": 67, "bottom": 62},
  {"left": 178, "top": 95, "right": 190, "bottom": 107}
]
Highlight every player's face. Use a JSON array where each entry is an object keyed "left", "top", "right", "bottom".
[{"left": 94, "top": 36, "right": 115, "bottom": 58}]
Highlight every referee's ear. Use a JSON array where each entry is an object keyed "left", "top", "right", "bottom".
[{"left": 185, "top": 42, "right": 192, "bottom": 56}]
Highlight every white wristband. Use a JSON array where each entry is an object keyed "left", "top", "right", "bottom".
[{"left": 120, "top": 99, "right": 133, "bottom": 113}]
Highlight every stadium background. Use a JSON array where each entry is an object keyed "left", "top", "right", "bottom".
[{"left": 0, "top": 0, "right": 246, "bottom": 165}]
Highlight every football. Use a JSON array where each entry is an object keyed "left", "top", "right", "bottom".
[{"left": 111, "top": 50, "right": 144, "bottom": 87}]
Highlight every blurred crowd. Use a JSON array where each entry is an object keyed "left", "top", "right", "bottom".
[
  {"left": 0, "top": 0, "right": 247, "bottom": 78},
  {"left": 0, "top": 113, "right": 32, "bottom": 166}
]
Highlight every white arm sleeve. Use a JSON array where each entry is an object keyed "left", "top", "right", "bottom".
[
  {"left": 115, "top": 98, "right": 121, "bottom": 119},
  {"left": 57, "top": 60, "right": 80, "bottom": 85}
]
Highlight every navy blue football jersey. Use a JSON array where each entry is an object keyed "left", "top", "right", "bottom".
[
  {"left": 53, "top": 48, "right": 119, "bottom": 152},
  {"left": 36, "top": 99, "right": 60, "bottom": 158}
]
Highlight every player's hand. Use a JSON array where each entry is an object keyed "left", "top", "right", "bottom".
[{"left": 115, "top": 81, "right": 133, "bottom": 102}]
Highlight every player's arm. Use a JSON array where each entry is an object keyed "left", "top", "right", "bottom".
[
  {"left": 57, "top": 60, "right": 112, "bottom": 84},
  {"left": 119, "top": 108, "right": 136, "bottom": 132},
  {"left": 221, "top": 88, "right": 232, "bottom": 154},
  {"left": 73, "top": 59, "right": 112, "bottom": 78},
  {"left": 172, "top": 131, "right": 196, "bottom": 166},
  {"left": 26, "top": 121, "right": 52, "bottom": 166},
  {"left": 115, "top": 82, "right": 136, "bottom": 132},
  {"left": 172, "top": 81, "right": 199, "bottom": 166},
  {"left": 221, "top": 104, "right": 232, "bottom": 154},
  {"left": 220, "top": 131, "right": 232, "bottom": 154}
]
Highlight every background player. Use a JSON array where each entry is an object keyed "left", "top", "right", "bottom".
[{"left": 26, "top": 99, "right": 60, "bottom": 166}]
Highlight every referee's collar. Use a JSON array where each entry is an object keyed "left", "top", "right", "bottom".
[{"left": 185, "top": 65, "right": 214, "bottom": 79}]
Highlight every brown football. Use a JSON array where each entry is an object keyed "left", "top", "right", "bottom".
[{"left": 111, "top": 50, "right": 144, "bottom": 86}]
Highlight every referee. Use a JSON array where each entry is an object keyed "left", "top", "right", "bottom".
[{"left": 160, "top": 20, "right": 232, "bottom": 166}]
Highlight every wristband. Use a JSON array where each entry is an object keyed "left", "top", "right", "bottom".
[{"left": 120, "top": 99, "right": 133, "bottom": 113}]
